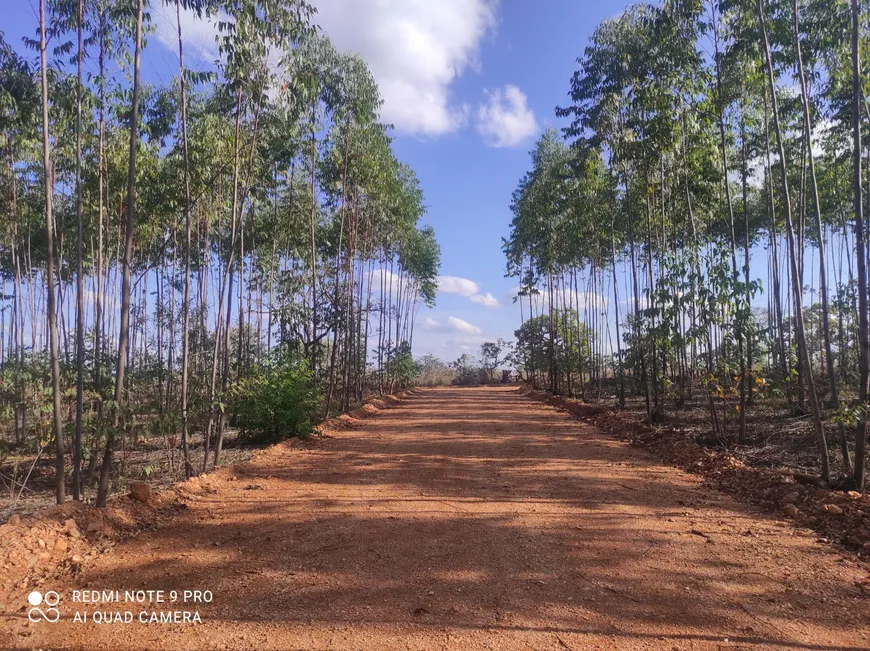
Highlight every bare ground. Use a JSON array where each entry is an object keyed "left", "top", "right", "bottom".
[
  {"left": 2, "top": 386, "right": 869, "bottom": 650},
  {"left": 0, "top": 430, "right": 257, "bottom": 522}
]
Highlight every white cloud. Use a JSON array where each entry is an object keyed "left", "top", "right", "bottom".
[
  {"left": 438, "top": 275, "right": 503, "bottom": 309},
  {"left": 469, "top": 292, "right": 501, "bottom": 308},
  {"left": 445, "top": 335, "right": 488, "bottom": 352},
  {"left": 447, "top": 316, "right": 482, "bottom": 334},
  {"left": 476, "top": 84, "right": 538, "bottom": 148},
  {"left": 509, "top": 285, "right": 607, "bottom": 313},
  {"left": 367, "top": 268, "right": 423, "bottom": 297},
  {"left": 153, "top": 1, "right": 500, "bottom": 137},
  {"left": 313, "top": 0, "right": 497, "bottom": 136},
  {"left": 424, "top": 316, "right": 483, "bottom": 335},
  {"left": 151, "top": 3, "right": 222, "bottom": 70},
  {"left": 438, "top": 275, "right": 480, "bottom": 297}
]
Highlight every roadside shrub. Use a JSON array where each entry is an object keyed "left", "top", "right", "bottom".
[
  {"left": 450, "top": 354, "right": 487, "bottom": 386},
  {"left": 232, "top": 360, "right": 320, "bottom": 444},
  {"left": 416, "top": 355, "right": 455, "bottom": 387},
  {"left": 385, "top": 342, "right": 419, "bottom": 391}
]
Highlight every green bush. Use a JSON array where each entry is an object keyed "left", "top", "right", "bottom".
[
  {"left": 385, "top": 342, "right": 419, "bottom": 390},
  {"left": 231, "top": 360, "right": 320, "bottom": 444},
  {"left": 450, "top": 353, "right": 487, "bottom": 386},
  {"left": 415, "top": 354, "right": 455, "bottom": 386}
]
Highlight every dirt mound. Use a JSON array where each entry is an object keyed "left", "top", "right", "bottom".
[
  {"left": 518, "top": 386, "right": 870, "bottom": 558},
  {"left": 319, "top": 388, "right": 422, "bottom": 430},
  {"left": 0, "top": 490, "right": 186, "bottom": 613}
]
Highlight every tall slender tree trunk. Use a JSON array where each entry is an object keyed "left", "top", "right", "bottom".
[
  {"left": 643, "top": 172, "right": 660, "bottom": 420},
  {"left": 204, "top": 91, "right": 243, "bottom": 472},
  {"left": 213, "top": 269, "right": 234, "bottom": 469},
  {"left": 308, "top": 100, "right": 319, "bottom": 372},
  {"left": 39, "top": 0, "right": 66, "bottom": 505},
  {"left": 547, "top": 272, "right": 556, "bottom": 394},
  {"left": 712, "top": 5, "right": 744, "bottom": 442},
  {"left": 792, "top": 0, "right": 849, "bottom": 473},
  {"left": 740, "top": 103, "right": 753, "bottom": 410},
  {"left": 97, "top": 0, "right": 143, "bottom": 507},
  {"left": 94, "top": 5, "right": 105, "bottom": 415},
  {"left": 73, "top": 0, "right": 85, "bottom": 500},
  {"left": 762, "top": 95, "right": 789, "bottom": 392},
  {"left": 610, "top": 217, "right": 624, "bottom": 408},
  {"left": 851, "top": 0, "right": 869, "bottom": 489},
  {"left": 758, "top": 0, "right": 830, "bottom": 483},
  {"left": 176, "top": 0, "right": 194, "bottom": 476}
]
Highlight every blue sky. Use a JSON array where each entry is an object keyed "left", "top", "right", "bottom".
[
  {"left": 369, "top": 1, "right": 631, "bottom": 359},
  {"left": 5, "top": 0, "right": 630, "bottom": 361},
  {"left": 310, "top": 0, "right": 629, "bottom": 360}
]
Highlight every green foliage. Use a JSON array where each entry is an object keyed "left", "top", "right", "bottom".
[
  {"left": 0, "top": 0, "right": 444, "bottom": 502},
  {"left": 450, "top": 354, "right": 487, "bottom": 386},
  {"left": 231, "top": 358, "right": 320, "bottom": 444},
  {"left": 415, "top": 355, "right": 454, "bottom": 387},
  {"left": 384, "top": 342, "right": 418, "bottom": 391},
  {"left": 513, "top": 311, "right": 592, "bottom": 388},
  {"left": 480, "top": 339, "right": 508, "bottom": 381}
]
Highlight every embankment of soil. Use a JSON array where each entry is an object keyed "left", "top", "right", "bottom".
[{"left": 519, "top": 386, "right": 870, "bottom": 560}]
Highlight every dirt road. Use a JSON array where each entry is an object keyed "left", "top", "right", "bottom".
[{"left": 4, "top": 387, "right": 869, "bottom": 650}]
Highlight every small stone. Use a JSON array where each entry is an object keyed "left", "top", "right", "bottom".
[
  {"left": 781, "top": 492, "right": 800, "bottom": 505},
  {"left": 86, "top": 521, "right": 101, "bottom": 533},
  {"left": 129, "top": 481, "right": 151, "bottom": 504},
  {"left": 37, "top": 539, "right": 46, "bottom": 549},
  {"left": 71, "top": 555, "right": 82, "bottom": 563},
  {"left": 822, "top": 504, "right": 843, "bottom": 516},
  {"left": 63, "top": 518, "right": 78, "bottom": 531},
  {"left": 54, "top": 538, "right": 68, "bottom": 553},
  {"left": 67, "top": 527, "right": 81, "bottom": 539},
  {"left": 782, "top": 504, "right": 799, "bottom": 518},
  {"left": 847, "top": 491, "right": 862, "bottom": 500},
  {"left": 8, "top": 514, "right": 20, "bottom": 525}
]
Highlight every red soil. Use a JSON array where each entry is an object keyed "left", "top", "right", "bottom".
[{"left": 2, "top": 386, "right": 868, "bottom": 650}]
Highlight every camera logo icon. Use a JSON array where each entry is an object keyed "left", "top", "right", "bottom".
[{"left": 27, "top": 591, "right": 60, "bottom": 623}]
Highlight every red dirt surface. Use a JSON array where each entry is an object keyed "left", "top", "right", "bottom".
[
  {"left": 520, "top": 388, "right": 870, "bottom": 555},
  {"left": 2, "top": 386, "right": 869, "bottom": 650}
]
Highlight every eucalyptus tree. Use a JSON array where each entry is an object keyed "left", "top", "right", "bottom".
[
  {"left": 318, "top": 49, "right": 382, "bottom": 413},
  {"left": 2, "top": 0, "right": 439, "bottom": 503},
  {"left": 503, "top": 0, "right": 870, "bottom": 486},
  {"left": 0, "top": 34, "right": 39, "bottom": 447},
  {"left": 39, "top": 0, "right": 66, "bottom": 504},
  {"left": 205, "top": 0, "right": 315, "bottom": 471},
  {"left": 96, "top": 0, "right": 144, "bottom": 507},
  {"left": 505, "top": 129, "right": 571, "bottom": 393},
  {"left": 788, "top": 0, "right": 848, "bottom": 471},
  {"left": 756, "top": 0, "right": 829, "bottom": 482},
  {"left": 849, "top": 0, "right": 868, "bottom": 488},
  {"left": 283, "top": 34, "right": 339, "bottom": 374},
  {"left": 73, "top": 0, "right": 85, "bottom": 500},
  {"left": 173, "top": 0, "right": 198, "bottom": 476}
]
